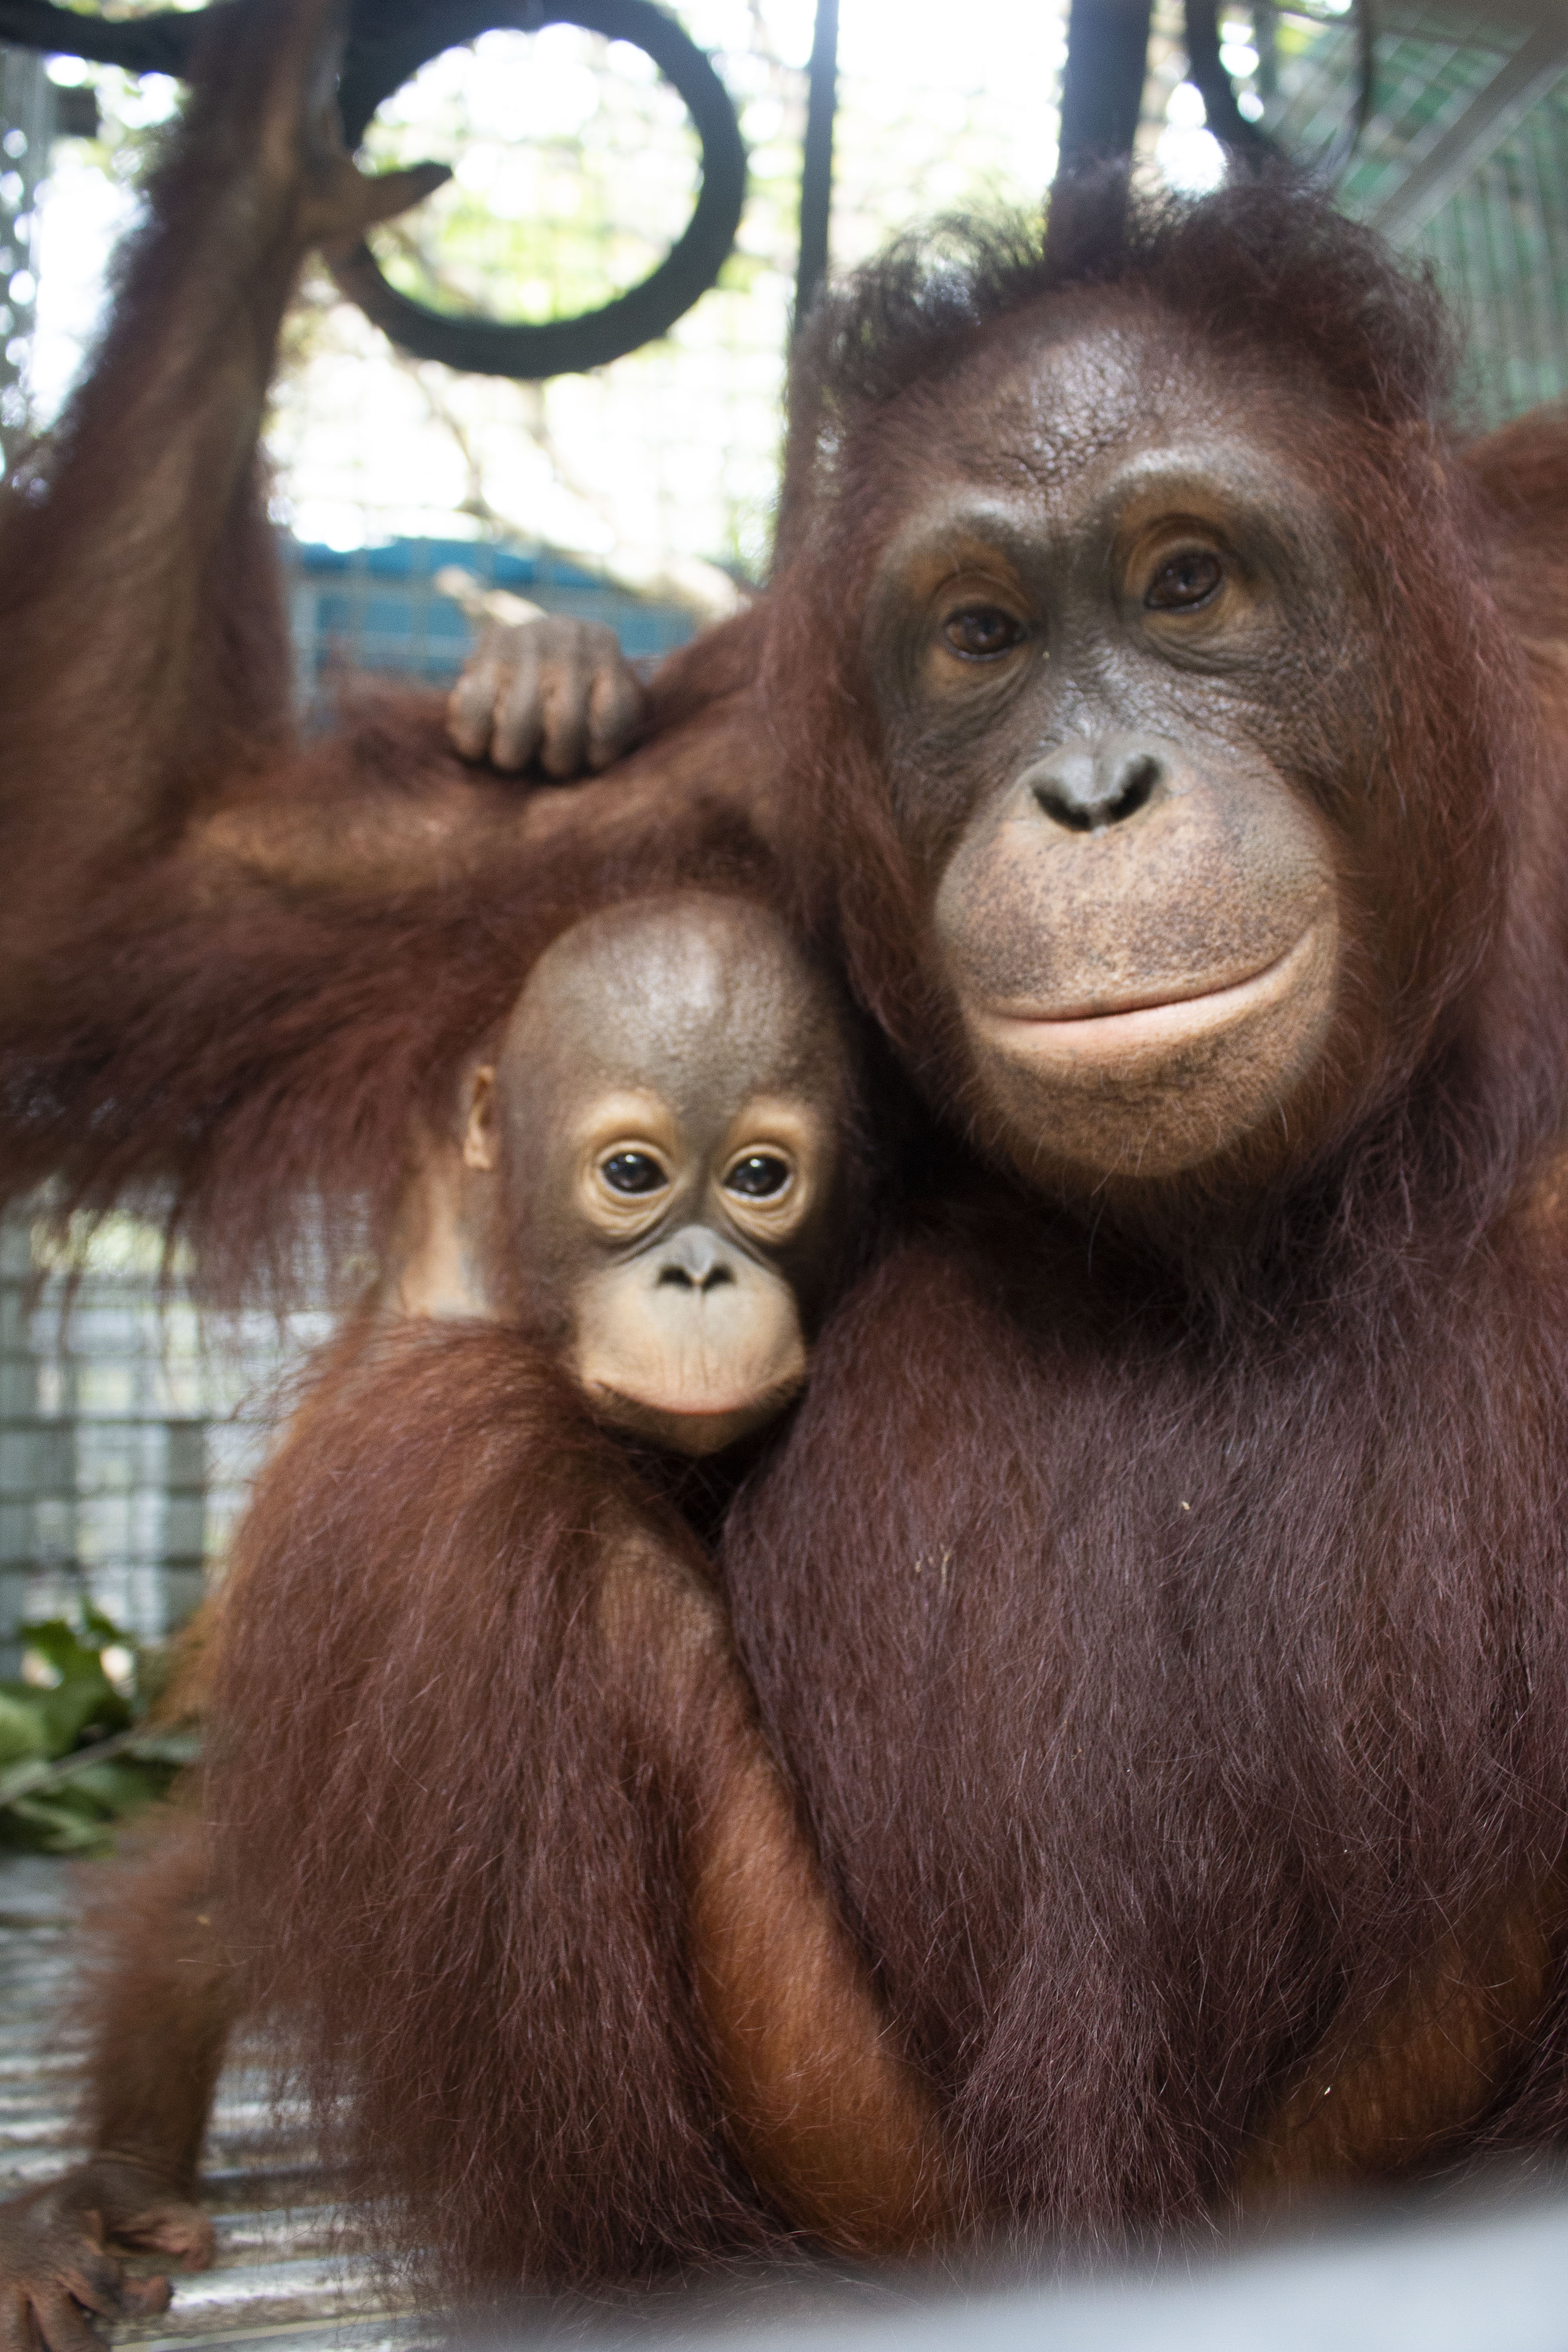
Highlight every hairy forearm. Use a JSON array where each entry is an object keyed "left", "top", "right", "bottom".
[
  {"left": 1234, "top": 1875, "right": 1568, "bottom": 2204},
  {"left": 689, "top": 1731, "right": 959, "bottom": 2255},
  {"left": 78, "top": 1827, "right": 234, "bottom": 2192},
  {"left": 605, "top": 1539, "right": 962, "bottom": 2254},
  {"left": 0, "top": 34, "right": 304, "bottom": 853},
  {"left": 0, "top": 1829, "right": 225, "bottom": 2334},
  {"left": 0, "top": 0, "right": 444, "bottom": 880}
]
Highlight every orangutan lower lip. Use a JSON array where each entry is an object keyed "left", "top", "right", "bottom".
[
  {"left": 972, "top": 924, "right": 1325, "bottom": 1062},
  {"left": 585, "top": 1371, "right": 806, "bottom": 1425},
  {"left": 587, "top": 1381, "right": 759, "bottom": 1421},
  {"left": 584, "top": 1372, "right": 808, "bottom": 1458}
]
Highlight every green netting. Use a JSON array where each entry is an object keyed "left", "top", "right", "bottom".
[
  {"left": 1257, "top": 2, "right": 1568, "bottom": 429},
  {"left": 1408, "top": 76, "right": 1568, "bottom": 428}
]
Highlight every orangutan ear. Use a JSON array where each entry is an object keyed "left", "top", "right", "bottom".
[{"left": 462, "top": 1066, "right": 499, "bottom": 1172}]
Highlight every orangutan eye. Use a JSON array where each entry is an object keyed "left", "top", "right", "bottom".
[
  {"left": 601, "top": 1151, "right": 667, "bottom": 1194},
  {"left": 724, "top": 1153, "right": 792, "bottom": 1199},
  {"left": 943, "top": 606, "right": 1024, "bottom": 660},
  {"left": 1145, "top": 550, "right": 1223, "bottom": 610}
]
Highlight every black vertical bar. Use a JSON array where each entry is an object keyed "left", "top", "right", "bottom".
[
  {"left": 1184, "top": 0, "right": 1271, "bottom": 159},
  {"left": 794, "top": 0, "right": 839, "bottom": 331},
  {"left": 1255, "top": 0, "right": 1278, "bottom": 102},
  {"left": 1056, "top": 0, "right": 1153, "bottom": 172}
]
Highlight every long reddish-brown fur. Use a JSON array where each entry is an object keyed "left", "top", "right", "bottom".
[
  {"left": 715, "top": 177, "right": 1568, "bottom": 2236},
  {"left": 726, "top": 1183, "right": 1568, "bottom": 2234},
  {"left": 207, "top": 1320, "right": 782, "bottom": 2293}
]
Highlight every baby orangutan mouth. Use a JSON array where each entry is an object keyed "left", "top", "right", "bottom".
[
  {"left": 571, "top": 1224, "right": 814, "bottom": 1454},
  {"left": 581, "top": 1366, "right": 810, "bottom": 1457}
]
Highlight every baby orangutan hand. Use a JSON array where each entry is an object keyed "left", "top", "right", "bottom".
[
  {"left": 447, "top": 615, "right": 646, "bottom": 778},
  {"left": 0, "top": 2158, "right": 214, "bottom": 2352}
]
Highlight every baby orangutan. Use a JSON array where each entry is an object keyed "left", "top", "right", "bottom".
[
  {"left": 211, "top": 886, "right": 958, "bottom": 2290},
  {"left": 0, "top": 890, "right": 957, "bottom": 2340}
]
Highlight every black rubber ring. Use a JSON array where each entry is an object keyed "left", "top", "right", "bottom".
[{"left": 333, "top": 0, "right": 747, "bottom": 378}]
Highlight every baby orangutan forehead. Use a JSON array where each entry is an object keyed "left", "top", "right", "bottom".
[{"left": 496, "top": 894, "right": 846, "bottom": 1109}]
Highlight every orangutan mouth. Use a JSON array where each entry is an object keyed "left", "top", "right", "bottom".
[{"left": 971, "top": 922, "right": 1333, "bottom": 1069}]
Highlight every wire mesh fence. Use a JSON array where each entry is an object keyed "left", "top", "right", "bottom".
[
  {"left": 1199, "top": 1, "right": 1568, "bottom": 430},
  {"left": 0, "top": 1207, "right": 329, "bottom": 1675},
  {"left": 1406, "top": 70, "right": 1568, "bottom": 427}
]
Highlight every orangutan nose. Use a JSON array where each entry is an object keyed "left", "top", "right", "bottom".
[
  {"left": 656, "top": 1226, "right": 737, "bottom": 1293},
  {"left": 1027, "top": 738, "right": 1168, "bottom": 833}
]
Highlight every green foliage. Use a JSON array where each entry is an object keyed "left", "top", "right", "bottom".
[{"left": 0, "top": 1606, "right": 197, "bottom": 1856}]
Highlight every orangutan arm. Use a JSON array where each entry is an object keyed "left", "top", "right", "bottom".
[
  {"left": 686, "top": 1712, "right": 961, "bottom": 2254},
  {"left": 603, "top": 1532, "right": 962, "bottom": 2256},
  {"left": 1234, "top": 1876, "right": 1568, "bottom": 2208},
  {"left": 0, "top": 0, "right": 659, "bottom": 1004},
  {"left": 1243, "top": 1170, "right": 1568, "bottom": 2208},
  {"left": 0, "top": 0, "right": 445, "bottom": 983},
  {"left": 0, "top": 1828, "right": 229, "bottom": 2352}
]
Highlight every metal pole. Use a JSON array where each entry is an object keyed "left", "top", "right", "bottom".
[
  {"left": 0, "top": 43, "right": 49, "bottom": 472},
  {"left": 794, "top": 0, "right": 838, "bottom": 331},
  {"left": 1056, "top": 0, "right": 1152, "bottom": 172}
]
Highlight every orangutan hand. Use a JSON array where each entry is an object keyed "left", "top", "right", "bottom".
[
  {"left": 447, "top": 617, "right": 646, "bottom": 778},
  {"left": 183, "top": 0, "right": 449, "bottom": 265},
  {"left": 0, "top": 2160, "right": 214, "bottom": 2352}
]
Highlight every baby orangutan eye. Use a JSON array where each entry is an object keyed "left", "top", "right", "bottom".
[
  {"left": 942, "top": 606, "right": 1024, "bottom": 661},
  {"left": 723, "top": 1153, "right": 792, "bottom": 1200},
  {"left": 600, "top": 1150, "right": 668, "bottom": 1195},
  {"left": 1144, "top": 550, "right": 1223, "bottom": 611}
]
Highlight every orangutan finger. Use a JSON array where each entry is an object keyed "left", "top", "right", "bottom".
[
  {"left": 0, "top": 2287, "right": 37, "bottom": 2352},
  {"left": 446, "top": 659, "right": 505, "bottom": 762},
  {"left": 312, "top": 162, "right": 452, "bottom": 260},
  {"left": 29, "top": 2294, "right": 107, "bottom": 2352},
  {"left": 586, "top": 656, "right": 645, "bottom": 769},
  {"left": 54, "top": 2247, "right": 123, "bottom": 2319},
  {"left": 536, "top": 652, "right": 593, "bottom": 780},
  {"left": 119, "top": 2202, "right": 214, "bottom": 2267},
  {"left": 114, "top": 2274, "right": 173, "bottom": 2315},
  {"left": 356, "top": 162, "right": 451, "bottom": 230},
  {"left": 491, "top": 641, "right": 549, "bottom": 773}
]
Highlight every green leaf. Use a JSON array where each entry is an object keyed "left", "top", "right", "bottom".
[
  {"left": 0, "top": 1604, "right": 181, "bottom": 1851},
  {"left": 0, "top": 1691, "right": 48, "bottom": 1769},
  {"left": 0, "top": 1792, "right": 112, "bottom": 1855},
  {"left": 81, "top": 1603, "right": 122, "bottom": 1650},
  {"left": 21, "top": 1617, "right": 95, "bottom": 1676},
  {"left": 126, "top": 1730, "right": 202, "bottom": 1769},
  {"left": 66, "top": 1760, "right": 165, "bottom": 1814},
  {"left": 39, "top": 1671, "right": 129, "bottom": 1759},
  {"left": 17, "top": 1619, "right": 130, "bottom": 1756}
]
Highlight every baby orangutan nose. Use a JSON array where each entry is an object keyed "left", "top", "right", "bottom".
[
  {"left": 1027, "top": 736, "right": 1168, "bottom": 833},
  {"left": 657, "top": 1226, "right": 737, "bottom": 1293}
]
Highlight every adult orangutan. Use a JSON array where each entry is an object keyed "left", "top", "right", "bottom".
[
  {"left": 715, "top": 193, "right": 1568, "bottom": 2229},
  {"left": 5, "top": 0, "right": 1568, "bottom": 2326}
]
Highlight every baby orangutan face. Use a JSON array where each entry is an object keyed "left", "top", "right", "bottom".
[{"left": 401, "top": 894, "right": 858, "bottom": 1456}]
